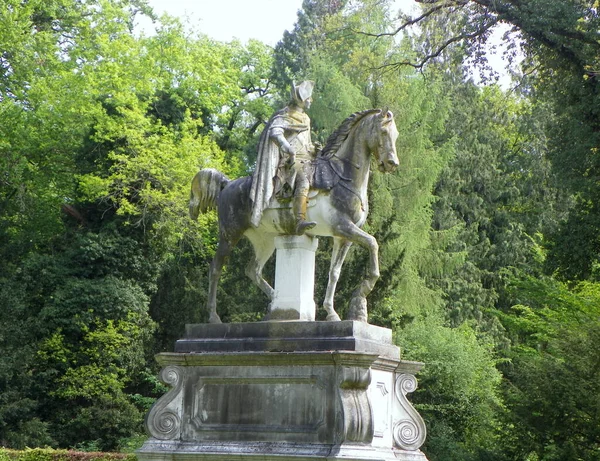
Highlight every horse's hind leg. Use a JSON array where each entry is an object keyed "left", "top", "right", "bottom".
[
  {"left": 244, "top": 229, "right": 275, "bottom": 300},
  {"left": 323, "top": 237, "right": 352, "bottom": 321},
  {"left": 206, "top": 234, "right": 236, "bottom": 324}
]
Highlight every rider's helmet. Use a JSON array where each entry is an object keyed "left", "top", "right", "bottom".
[{"left": 291, "top": 80, "right": 314, "bottom": 106}]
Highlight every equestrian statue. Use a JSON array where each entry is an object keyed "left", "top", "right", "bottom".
[{"left": 190, "top": 81, "right": 399, "bottom": 324}]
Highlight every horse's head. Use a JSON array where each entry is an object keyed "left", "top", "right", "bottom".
[{"left": 370, "top": 109, "right": 399, "bottom": 173}]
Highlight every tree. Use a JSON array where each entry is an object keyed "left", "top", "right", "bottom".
[
  {"left": 498, "top": 275, "right": 600, "bottom": 460},
  {"left": 0, "top": 0, "right": 157, "bottom": 447},
  {"left": 429, "top": 82, "right": 567, "bottom": 336},
  {"left": 400, "top": 316, "right": 504, "bottom": 460},
  {"left": 377, "top": 0, "right": 600, "bottom": 281},
  {"left": 25, "top": 230, "right": 157, "bottom": 450},
  {"left": 271, "top": 0, "right": 350, "bottom": 90},
  {"left": 0, "top": 0, "right": 265, "bottom": 448}
]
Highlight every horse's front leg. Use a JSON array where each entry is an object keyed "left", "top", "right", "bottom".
[
  {"left": 206, "top": 235, "right": 235, "bottom": 324},
  {"left": 336, "top": 223, "right": 380, "bottom": 323},
  {"left": 323, "top": 237, "right": 352, "bottom": 321}
]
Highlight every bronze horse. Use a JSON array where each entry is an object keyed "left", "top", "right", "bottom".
[{"left": 190, "top": 109, "right": 399, "bottom": 323}]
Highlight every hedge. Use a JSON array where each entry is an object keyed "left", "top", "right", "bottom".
[{"left": 0, "top": 448, "right": 137, "bottom": 461}]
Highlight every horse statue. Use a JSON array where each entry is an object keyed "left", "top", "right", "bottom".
[{"left": 189, "top": 108, "right": 399, "bottom": 324}]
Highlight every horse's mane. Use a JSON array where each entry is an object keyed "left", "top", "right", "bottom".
[{"left": 319, "top": 109, "right": 381, "bottom": 158}]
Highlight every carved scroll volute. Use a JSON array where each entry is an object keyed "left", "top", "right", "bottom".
[
  {"left": 392, "top": 373, "right": 427, "bottom": 451},
  {"left": 336, "top": 366, "right": 374, "bottom": 443},
  {"left": 145, "top": 366, "right": 184, "bottom": 440}
]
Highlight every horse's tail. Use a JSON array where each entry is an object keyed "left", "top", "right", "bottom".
[{"left": 189, "top": 168, "right": 230, "bottom": 220}]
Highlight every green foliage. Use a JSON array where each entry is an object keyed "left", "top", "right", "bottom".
[
  {"left": 1, "top": 0, "right": 598, "bottom": 457},
  {"left": 271, "top": 0, "right": 348, "bottom": 89},
  {"left": 498, "top": 275, "right": 600, "bottom": 460},
  {"left": 429, "top": 83, "right": 563, "bottom": 338},
  {"left": 397, "top": 0, "right": 600, "bottom": 282},
  {"left": 0, "top": 223, "right": 158, "bottom": 449},
  {"left": 0, "top": 0, "right": 287, "bottom": 446},
  {"left": 306, "top": 55, "right": 371, "bottom": 139},
  {"left": 385, "top": 2, "right": 600, "bottom": 455},
  {"left": 0, "top": 448, "right": 136, "bottom": 461},
  {"left": 399, "top": 317, "right": 503, "bottom": 460},
  {"left": 0, "top": 0, "right": 257, "bottom": 448}
]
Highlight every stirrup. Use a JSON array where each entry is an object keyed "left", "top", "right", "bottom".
[{"left": 295, "top": 220, "right": 316, "bottom": 235}]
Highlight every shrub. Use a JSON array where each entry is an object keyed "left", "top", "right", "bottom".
[{"left": 0, "top": 448, "right": 136, "bottom": 461}]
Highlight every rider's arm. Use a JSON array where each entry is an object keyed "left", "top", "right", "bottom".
[{"left": 270, "top": 124, "right": 295, "bottom": 160}]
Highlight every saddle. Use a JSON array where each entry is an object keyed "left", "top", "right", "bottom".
[
  {"left": 269, "top": 190, "right": 319, "bottom": 210},
  {"left": 268, "top": 155, "right": 343, "bottom": 210},
  {"left": 312, "top": 155, "right": 347, "bottom": 190}
]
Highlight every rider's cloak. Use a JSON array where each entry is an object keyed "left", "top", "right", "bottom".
[{"left": 249, "top": 107, "right": 310, "bottom": 227}]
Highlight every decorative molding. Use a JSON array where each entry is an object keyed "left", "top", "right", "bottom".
[
  {"left": 337, "top": 366, "right": 373, "bottom": 443},
  {"left": 376, "top": 381, "right": 389, "bottom": 396},
  {"left": 371, "top": 375, "right": 391, "bottom": 438},
  {"left": 145, "top": 366, "right": 184, "bottom": 440},
  {"left": 392, "top": 373, "right": 426, "bottom": 451},
  {"left": 340, "top": 366, "right": 371, "bottom": 389}
]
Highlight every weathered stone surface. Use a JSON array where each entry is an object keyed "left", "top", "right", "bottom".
[
  {"left": 138, "top": 439, "right": 428, "bottom": 461},
  {"left": 175, "top": 320, "right": 399, "bottom": 360},
  {"left": 191, "top": 103, "right": 400, "bottom": 325},
  {"left": 138, "top": 323, "right": 428, "bottom": 461},
  {"left": 268, "top": 235, "right": 318, "bottom": 321}
]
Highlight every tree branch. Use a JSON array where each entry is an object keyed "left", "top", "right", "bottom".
[
  {"left": 379, "top": 19, "right": 499, "bottom": 71},
  {"left": 471, "top": 0, "right": 600, "bottom": 68},
  {"left": 352, "top": 0, "right": 467, "bottom": 38}
]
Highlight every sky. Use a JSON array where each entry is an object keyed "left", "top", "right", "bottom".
[
  {"left": 138, "top": 0, "right": 302, "bottom": 45},
  {"left": 138, "top": 0, "right": 417, "bottom": 45},
  {"left": 137, "top": 0, "right": 512, "bottom": 85}
]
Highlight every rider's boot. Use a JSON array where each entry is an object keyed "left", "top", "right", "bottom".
[{"left": 293, "top": 191, "right": 316, "bottom": 235}]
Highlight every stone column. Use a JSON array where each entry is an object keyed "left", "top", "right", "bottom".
[{"left": 268, "top": 235, "right": 318, "bottom": 321}]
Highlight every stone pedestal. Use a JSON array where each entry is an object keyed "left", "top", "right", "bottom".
[
  {"left": 137, "top": 322, "right": 428, "bottom": 461},
  {"left": 268, "top": 235, "right": 318, "bottom": 321}
]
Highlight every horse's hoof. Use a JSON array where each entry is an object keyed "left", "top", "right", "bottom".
[
  {"left": 208, "top": 313, "right": 222, "bottom": 324},
  {"left": 347, "top": 296, "right": 368, "bottom": 323},
  {"left": 325, "top": 312, "right": 342, "bottom": 322}
]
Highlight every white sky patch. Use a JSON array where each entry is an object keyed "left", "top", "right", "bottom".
[
  {"left": 138, "top": 0, "right": 416, "bottom": 44},
  {"left": 137, "top": 0, "right": 303, "bottom": 44},
  {"left": 136, "top": 0, "right": 514, "bottom": 86}
]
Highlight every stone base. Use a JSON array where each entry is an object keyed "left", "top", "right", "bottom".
[
  {"left": 137, "top": 322, "right": 428, "bottom": 461},
  {"left": 175, "top": 321, "right": 399, "bottom": 359},
  {"left": 138, "top": 440, "right": 428, "bottom": 461}
]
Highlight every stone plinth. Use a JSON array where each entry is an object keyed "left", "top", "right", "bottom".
[
  {"left": 137, "top": 322, "right": 428, "bottom": 461},
  {"left": 175, "top": 321, "right": 399, "bottom": 358},
  {"left": 268, "top": 235, "right": 318, "bottom": 321}
]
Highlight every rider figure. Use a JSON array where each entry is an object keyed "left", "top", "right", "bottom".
[{"left": 250, "top": 81, "right": 317, "bottom": 234}]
